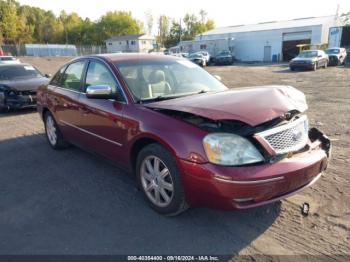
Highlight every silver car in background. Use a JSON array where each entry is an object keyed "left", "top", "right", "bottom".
[{"left": 325, "top": 48, "right": 347, "bottom": 66}]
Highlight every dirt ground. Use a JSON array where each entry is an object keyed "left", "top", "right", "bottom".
[{"left": 0, "top": 56, "right": 349, "bottom": 257}]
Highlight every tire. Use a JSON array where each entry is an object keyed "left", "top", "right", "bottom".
[
  {"left": 136, "top": 143, "right": 188, "bottom": 216},
  {"left": 44, "top": 111, "right": 69, "bottom": 150},
  {"left": 290, "top": 67, "right": 295, "bottom": 71}
]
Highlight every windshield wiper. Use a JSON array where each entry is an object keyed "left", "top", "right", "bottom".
[{"left": 138, "top": 90, "right": 210, "bottom": 103}]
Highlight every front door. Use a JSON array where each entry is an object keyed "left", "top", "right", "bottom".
[{"left": 78, "top": 59, "right": 127, "bottom": 164}]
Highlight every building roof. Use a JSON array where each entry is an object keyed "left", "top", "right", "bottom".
[
  {"left": 199, "top": 15, "right": 341, "bottom": 36},
  {"left": 106, "top": 34, "right": 155, "bottom": 42}
]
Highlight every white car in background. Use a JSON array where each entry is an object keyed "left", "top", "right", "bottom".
[
  {"left": 194, "top": 51, "right": 210, "bottom": 64},
  {"left": 0, "top": 56, "right": 21, "bottom": 64},
  {"left": 325, "top": 48, "right": 347, "bottom": 66}
]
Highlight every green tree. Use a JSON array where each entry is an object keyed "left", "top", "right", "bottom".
[
  {"left": 96, "top": 11, "right": 142, "bottom": 44},
  {"left": 164, "top": 11, "right": 215, "bottom": 48},
  {"left": 0, "top": 0, "right": 19, "bottom": 43}
]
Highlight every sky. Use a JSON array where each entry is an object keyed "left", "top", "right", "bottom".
[{"left": 17, "top": 0, "right": 350, "bottom": 29}]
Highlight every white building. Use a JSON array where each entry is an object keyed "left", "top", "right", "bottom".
[
  {"left": 196, "top": 15, "right": 343, "bottom": 62},
  {"left": 106, "top": 34, "right": 155, "bottom": 53}
]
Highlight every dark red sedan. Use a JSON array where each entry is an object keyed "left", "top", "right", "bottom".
[{"left": 37, "top": 54, "right": 331, "bottom": 215}]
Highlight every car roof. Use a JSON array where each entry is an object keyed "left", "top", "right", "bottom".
[{"left": 88, "top": 53, "right": 183, "bottom": 63}]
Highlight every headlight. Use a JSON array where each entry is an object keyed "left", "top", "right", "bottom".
[{"left": 203, "top": 133, "right": 264, "bottom": 166}]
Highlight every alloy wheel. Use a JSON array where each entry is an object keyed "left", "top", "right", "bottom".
[
  {"left": 140, "top": 155, "right": 174, "bottom": 207},
  {"left": 46, "top": 115, "right": 57, "bottom": 146}
]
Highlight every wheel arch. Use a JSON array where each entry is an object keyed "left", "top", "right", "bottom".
[{"left": 129, "top": 135, "right": 178, "bottom": 173}]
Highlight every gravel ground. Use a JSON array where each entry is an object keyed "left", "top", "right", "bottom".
[{"left": 0, "top": 57, "right": 349, "bottom": 256}]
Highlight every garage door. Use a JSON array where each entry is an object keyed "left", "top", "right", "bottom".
[{"left": 283, "top": 31, "right": 312, "bottom": 41}]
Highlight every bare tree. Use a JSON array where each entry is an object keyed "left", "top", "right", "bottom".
[
  {"left": 341, "top": 12, "right": 350, "bottom": 25},
  {"left": 145, "top": 10, "right": 154, "bottom": 35},
  {"left": 199, "top": 9, "right": 207, "bottom": 23}
]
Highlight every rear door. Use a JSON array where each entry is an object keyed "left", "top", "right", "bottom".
[
  {"left": 51, "top": 59, "right": 87, "bottom": 142},
  {"left": 78, "top": 59, "right": 128, "bottom": 163}
]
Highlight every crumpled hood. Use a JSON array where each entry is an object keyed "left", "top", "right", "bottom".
[
  {"left": 0, "top": 77, "right": 49, "bottom": 92},
  {"left": 145, "top": 86, "right": 308, "bottom": 126}
]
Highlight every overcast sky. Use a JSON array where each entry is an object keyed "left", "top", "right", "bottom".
[{"left": 17, "top": 0, "right": 350, "bottom": 28}]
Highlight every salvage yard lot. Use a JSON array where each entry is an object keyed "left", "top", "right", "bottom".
[{"left": 0, "top": 57, "right": 349, "bottom": 256}]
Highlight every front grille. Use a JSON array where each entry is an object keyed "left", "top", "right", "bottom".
[
  {"left": 329, "top": 56, "right": 339, "bottom": 64},
  {"left": 256, "top": 116, "right": 309, "bottom": 155}
]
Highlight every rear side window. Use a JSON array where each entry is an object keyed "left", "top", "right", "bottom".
[{"left": 61, "top": 61, "right": 86, "bottom": 91}]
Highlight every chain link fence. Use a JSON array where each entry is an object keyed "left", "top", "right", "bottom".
[{"left": 1, "top": 44, "right": 107, "bottom": 57}]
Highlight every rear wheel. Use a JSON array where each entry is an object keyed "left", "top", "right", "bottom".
[
  {"left": 136, "top": 143, "right": 188, "bottom": 216},
  {"left": 44, "top": 111, "right": 69, "bottom": 150}
]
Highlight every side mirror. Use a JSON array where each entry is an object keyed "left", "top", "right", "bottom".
[
  {"left": 213, "top": 75, "right": 222, "bottom": 81},
  {"left": 45, "top": 73, "right": 52, "bottom": 78},
  {"left": 86, "top": 85, "right": 112, "bottom": 99}
]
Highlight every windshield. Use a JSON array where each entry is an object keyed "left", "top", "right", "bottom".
[
  {"left": 115, "top": 59, "right": 227, "bottom": 102},
  {"left": 0, "top": 65, "right": 42, "bottom": 80},
  {"left": 189, "top": 54, "right": 202, "bottom": 58},
  {"left": 325, "top": 49, "right": 340, "bottom": 54},
  {"left": 0, "top": 57, "right": 16, "bottom": 61},
  {"left": 219, "top": 51, "right": 230, "bottom": 56},
  {"left": 298, "top": 51, "right": 317, "bottom": 58}
]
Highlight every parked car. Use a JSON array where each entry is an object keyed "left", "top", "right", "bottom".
[
  {"left": 37, "top": 54, "right": 331, "bottom": 216},
  {"left": 187, "top": 53, "right": 206, "bottom": 67},
  {"left": 289, "top": 50, "right": 329, "bottom": 71},
  {"left": 325, "top": 48, "right": 347, "bottom": 66},
  {"left": 214, "top": 50, "right": 233, "bottom": 65},
  {"left": 193, "top": 51, "right": 210, "bottom": 64},
  {"left": 170, "top": 52, "right": 188, "bottom": 58},
  {"left": 346, "top": 48, "right": 350, "bottom": 66},
  {"left": 0, "top": 56, "right": 21, "bottom": 64},
  {"left": 0, "top": 63, "right": 50, "bottom": 111}
]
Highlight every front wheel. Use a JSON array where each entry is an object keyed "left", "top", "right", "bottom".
[
  {"left": 136, "top": 144, "right": 188, "bottom": 216},
  {"left": 44, "top": 111, "right": 69, "bottom": 150}
]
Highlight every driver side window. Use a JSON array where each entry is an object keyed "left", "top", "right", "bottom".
[{"left": 85, "top": 61, "right": 120, "bottom": 98}]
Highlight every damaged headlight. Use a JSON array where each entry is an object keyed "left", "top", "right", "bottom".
[{"left": 203, "top": 133, "right": 264, "bottom": 166}]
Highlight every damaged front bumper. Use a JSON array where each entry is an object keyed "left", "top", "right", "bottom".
[
  {"left": 179, "top": 127, "right": 331, "bottom": 210},
  {"left": 0, "top": 90, "right": 37, "bottom": 110}
]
